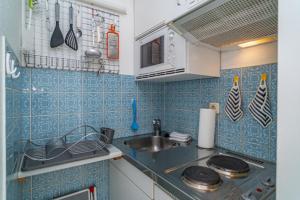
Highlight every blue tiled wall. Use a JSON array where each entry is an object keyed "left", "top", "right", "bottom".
[
  {"left": 22, "top": 161, "right": 109, "bottom": 200},
  {"left": 18, "top": 68, "right": 162, "bottom": 143},
  {"left": 14, "top": 67, "right": 162, "bottom": 200},
  {"left": 9, "top": 63, "right": 277, "bottom": 199},
  {"left": 6, "top": 71, "right": 23, "bottom": 200},
  {"left": 163, "top": 64, "right": 277, "bottom": 162}
]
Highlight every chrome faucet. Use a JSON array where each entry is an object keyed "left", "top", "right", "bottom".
[{"left": 153, "top": 119, "right": 161, "bottom": 136}]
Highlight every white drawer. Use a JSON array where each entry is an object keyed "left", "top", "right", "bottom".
[{"left": 110, "top": 158, "right": 154, "bottom": 199}]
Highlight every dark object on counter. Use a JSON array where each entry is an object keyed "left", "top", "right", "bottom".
[
  {"left": 182, "top": 166, "right": 222, "bottom": 192},
  {"left": 153, "top": 119, "right": 161, "bottom": 136},
  {"left": 100, "top": 127, "right": 115, "bottom": 144},
  {"left": 65, "top": 4, "right": 78, "bottom": 51},
  {"left": 206, "top": 155, "right": 250, "bottom": 178},
  {"left": 50, "top": 1, "right": 64, "bottom": 48}
]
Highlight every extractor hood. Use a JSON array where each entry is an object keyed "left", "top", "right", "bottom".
[{"left": 171, "top": 0, "right": 278, "bottom": 49}]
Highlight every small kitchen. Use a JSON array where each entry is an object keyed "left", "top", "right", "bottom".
[{"left": 0, "top": 0, "right": 299, "bottom": 200}]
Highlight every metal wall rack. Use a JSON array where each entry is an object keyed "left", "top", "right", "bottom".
[{"left": 22, "top": 0, "right": 120, "bottom": 74}]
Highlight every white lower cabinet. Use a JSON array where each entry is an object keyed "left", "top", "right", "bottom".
[
  {"left": 110, "top": 158, "right": 153, "bottom": 200},
  {"left": 110, "top": 158, "right": 175, "bottom": 200}
]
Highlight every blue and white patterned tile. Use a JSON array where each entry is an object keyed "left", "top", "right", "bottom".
[
  {"left": 121, "top": 110, "right": 135, "bottom": 136},
  {"left": 123, "top": 109, "right": 137, "bottom": 128},
  {"left": 5, "top": 74, "right": 14, "bottom": 89},
  {"left": 82, "top": 112, "right": 103, "bottom": 130},
  {"left": 20, "top": 117, "right": 30, "bottom": 141},
  {"left": 81, "top": 162, "right": 102, "bottom": 188},
  {"left": 6, "top": 89, "right": 13, "bottom": 118},
  {"left": 32, "top": 92, "right": 58, "bottom": 116},
  {"left": 151, "top": 82, "right": 164, "bottom": 93},
  {"left": 59, "top": 114, "right": 82, "bottom": 136},
  {"left": 200, "top": 78, "right": 219, "bottom": 93},
  {"left": 59, "top": 70, "right": 82, "bottom": 92},
  {"left": 121, "top": 75, "right": 137, "bottom": 93},
  {"left": 58, "top": 166, "right": 83, "bottom": 194},
  {"left": 7, "top": 179, "right": 22, "bottom": 200},
  {"left": 12, "top": 91, "right": 22, "bottom": 117},
  {"left": 181, "top": 79, "right": 200, "bottom": 93},
  {"left": 164, "top": 92, "right": 177, "bottom": 110},
  {"left": 179, "top": 110, "right": 199, "bottom": 133},
  {"left": 104, "top": 92, "right": 121, "bottom": 111},
  {"left": 217, "top": 135, "right": 243, "bottom": 152},
  {"left": 31, "top": 115, "right": 59, "bottom": 140},
  {"left": 59, "top": 93, "right": 82, "bottom": 114},
  {"left": 270, "top": 63, "right": 277, "bottom": 92},
  {"left": 103, "top": 111, "right": 122, "bottom": 130},
  {"left": 14, "top": 67, "right": 31, "bottom": 91},
  {"left": 200, "top": 78, "right": 220, "bottom": 106},
  {"left": 83, "top": 92, "right": 103, "bottom": 113},
  {"left": 270, "top": 136, "right": 277, "bottom": 162},
  {"left": 32, "top": 68, "right": 58, "bottom": 92},
  {"left": 243, "top": 114, "right": 270, "bottom": 145},
  {"left": 241, "top": 65, "right": 271, "bottom": 92},
  {"left": 137, "top": 92, "right": 152, "bottom": 110},
  {"left": 243, "top": 142, "right": 269, "bottom": 161},
  {"left": 122, "top": 93, "right": 136, "bottom": 110},
  {"left": 103, "top": 74, "right": 121, "bottom": 93},
  {"left": 32, "top": 171, "right": 60, "bottom": 200},
  {"left": 152, "top": 93, "right": 164, "bottom": 109},
  {"left": 137, "top": 81, "right": 152, "bottom": 93},
  {"left": 20, "top": 92, "right": 30, "bottom": 116},
  {"left": 181, "top": 92, "right": 201, "bottom": 110},
  {"left": 82, "top": 72, "right": 103, "bottom": 92},
  {"left": 22, "top": 177, "right": 32, "bottom": 200}
]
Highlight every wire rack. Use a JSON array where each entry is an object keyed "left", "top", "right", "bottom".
[
  {"left": 23, "top": 125, "right": 108, "bottom": 161},
  {"left": 22, "top": 0, "right": 120, "bottom": 73}
]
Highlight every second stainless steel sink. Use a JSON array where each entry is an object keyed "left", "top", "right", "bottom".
[{"left": 124, "top": 136, "right": 177, "bottom": 153}]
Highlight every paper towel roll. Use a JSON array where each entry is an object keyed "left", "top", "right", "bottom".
[{"left": 198, "top": 108, "right": 216, "bottom": 148}]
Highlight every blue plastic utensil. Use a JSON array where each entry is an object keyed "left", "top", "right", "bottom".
[{"left": 131, "top": 98, "right": 139, "bottom": 131}]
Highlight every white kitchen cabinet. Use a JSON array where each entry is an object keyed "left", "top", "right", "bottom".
[
  {"left": 134, "top": 0, "right": 210, "bottom": 37},
  {"left": 110, "top": 158, "right": 154, "bottom": 200},
  {"left": 154, "top": 184, "right": 175, "bottom": 200},
  {"left": 110, "top": 158, "right": 177, "bottom": 200},
  {"left": 110, "top": 162, "right": 152, "bottom": 200}
]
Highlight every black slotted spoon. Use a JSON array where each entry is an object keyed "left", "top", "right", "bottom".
[
  {"left": 65, "top": 4, "right": 78, "bottom": 51},
  {"left": 50, "top": 0, "right": 64, "bottom": 48}
]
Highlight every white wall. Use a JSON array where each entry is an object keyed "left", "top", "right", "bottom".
[
  {"left": 0, "top": 0, "right": 22, "bottom": 58},
  {"left": 104, "top": 0, "right": 134, "bottom": 75},
  {"left": 277, "top": 0, "right": 300, "bottom": 199},
  {"left": 118, "top": 0, "right": 134, "bottom": 75},
  {"left": 221, "top": 42, "right": 277, "bottom": 69}
]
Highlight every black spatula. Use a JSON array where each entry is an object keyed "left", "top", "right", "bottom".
[
  {"left": 50, "top": 1, "right": 64, "bottom": 48},
  {"left": 65, "top": 4, "right": 78, "bottom": 51}
]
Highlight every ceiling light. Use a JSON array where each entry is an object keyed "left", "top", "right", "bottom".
[{"left": 238, "top": 36, "right": 277, "bottom": 48}]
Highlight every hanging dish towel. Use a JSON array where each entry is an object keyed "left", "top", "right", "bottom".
[
  {"left": 248, "top": 73, "right": 272, "bottom": 128},
  {"left": 225, "top": 75, "right": 243, "bottom": 121}
]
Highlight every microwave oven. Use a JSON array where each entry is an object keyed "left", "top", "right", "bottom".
[
  {"left": 134, "top": 26, "right": 220, "bottom": 81},
  {"left": 135, "top": 26, "right": 186, "bottom": 75}
]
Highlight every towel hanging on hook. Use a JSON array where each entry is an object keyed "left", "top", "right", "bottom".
[
  {"left": 248, "top": 73, "right": 272, "bottom": 128},
  {"left": 225, "top": 75, "right": 243, "bottom": 122}
]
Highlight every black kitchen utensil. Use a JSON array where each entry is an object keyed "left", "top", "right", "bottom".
[
  {"left": 65, "top": 4, "right": 78, "bottom": 51},
  {"left": 50, "top": 1, "right": 64, "bottom": 48},
  {"left": 100, "top": 127, "right": 115, "bottom": 144}
]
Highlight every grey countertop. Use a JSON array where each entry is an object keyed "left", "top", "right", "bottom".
[{"left": 113, "top": 133, "right": 216, "bottom": 200}]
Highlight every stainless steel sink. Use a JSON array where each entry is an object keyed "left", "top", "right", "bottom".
[{"left": 124, "top": 136, "right": 177, "bottom": 152}]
